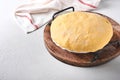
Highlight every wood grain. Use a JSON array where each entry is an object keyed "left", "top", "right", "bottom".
[{"left": 44, "top": 12, "right": 120, "bottom": 67}]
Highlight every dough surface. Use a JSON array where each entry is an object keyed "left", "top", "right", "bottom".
[{"left": 50, "top": 12, "right": 113, "bottom": 53}]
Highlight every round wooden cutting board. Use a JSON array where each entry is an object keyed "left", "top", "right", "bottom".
[{"left": 44, "top": 12, "right": 120, "bottom": 67}]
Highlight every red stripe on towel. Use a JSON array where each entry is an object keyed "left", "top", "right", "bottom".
[
  {"left": 17, "top": 15, "right": 39, "bottom": 29},
  {"left": 78, "top": 0, "right": 97, "bottom": 8}
]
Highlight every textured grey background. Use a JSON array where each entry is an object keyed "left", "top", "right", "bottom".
[{"left": 0, "top": 0, "right": 120, "bottom": 80}]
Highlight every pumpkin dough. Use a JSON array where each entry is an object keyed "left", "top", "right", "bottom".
[{"left": 50, "top": 12, "right": 113, "bottom": 53}]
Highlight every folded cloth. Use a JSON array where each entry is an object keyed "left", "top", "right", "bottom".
[{"left": 15, "top": 0, "right": 101, "bottom": 33}]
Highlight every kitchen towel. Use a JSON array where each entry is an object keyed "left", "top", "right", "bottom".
[{"left": 15, "top": 0, "right": 101, "bottom": 33}]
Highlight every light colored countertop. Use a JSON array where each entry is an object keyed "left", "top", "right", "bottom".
[{"left": 0, "top": 0, "right": 120, "bottom": 80}]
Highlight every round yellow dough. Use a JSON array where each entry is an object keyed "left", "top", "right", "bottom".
[{"left": 50, "top": 12, "right": 113, "bottom": 53}]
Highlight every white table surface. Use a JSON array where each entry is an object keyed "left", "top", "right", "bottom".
[{"left": 0, "top": 0, "right": 120, "bottom": 80}]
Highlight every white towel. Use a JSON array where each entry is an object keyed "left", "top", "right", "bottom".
[{"left": 15, "top": 0, "right": 101, "bottom": 33}]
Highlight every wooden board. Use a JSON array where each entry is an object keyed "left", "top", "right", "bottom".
[{"left": 44, "top": 12, "right": 120, "bottom": 67}]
